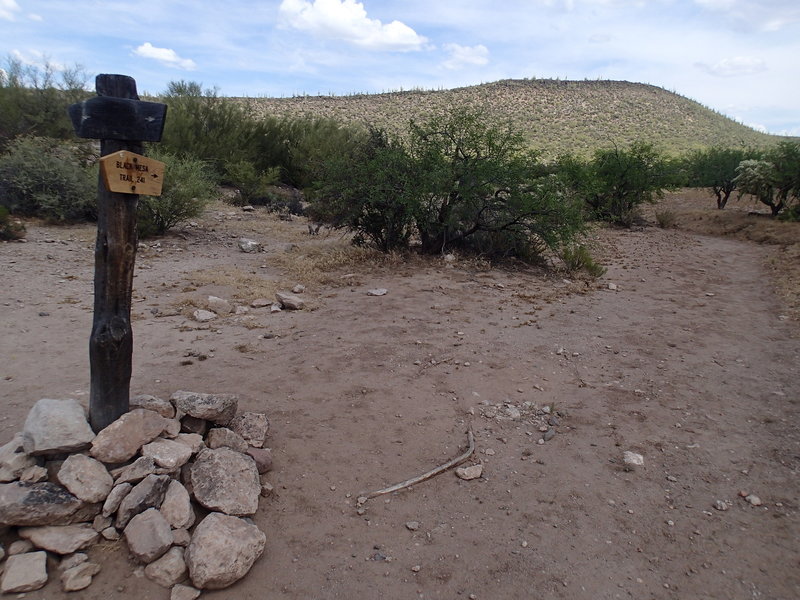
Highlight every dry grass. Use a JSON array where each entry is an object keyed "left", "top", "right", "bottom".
[{"left": 182, "top": 266, "right": 282, "bottom": 302}]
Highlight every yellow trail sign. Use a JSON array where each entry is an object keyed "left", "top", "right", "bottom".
[{"left": 99, "top": 150, "right": 165, "bottom": 196}]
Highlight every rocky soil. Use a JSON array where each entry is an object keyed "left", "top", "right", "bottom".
[{"left": 0, "top": 193, "right": 798, "bottom": 599}]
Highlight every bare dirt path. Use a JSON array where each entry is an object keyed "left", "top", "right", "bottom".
[{"left": 1, "top": 208, "right": 797, "bottom": 600}]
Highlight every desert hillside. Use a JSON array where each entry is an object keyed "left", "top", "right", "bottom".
[{"left": 240, "top": 79, "right": 785, "bottom": 158}]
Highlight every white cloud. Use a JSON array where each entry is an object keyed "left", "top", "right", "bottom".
[
  {"left": 693, "top": 0, "right": 800, "bottom": 31},
  {"left": 0, "top": 0, "right": 20, "bottom": 20},
  {"left": 28, "top": 13, "right": 42, "bottom": 21},
  {"left": 441, "top": 43, "right": 489, "bottom": 70},
  {"left": 133, "top": 42, "right": 197, "bottom": 70},
  {"left": 695, "top": 56, "right": 767, "bottom": 77},
  {"left": 278, "top": 0, "right": 426, "bottom": 51}
]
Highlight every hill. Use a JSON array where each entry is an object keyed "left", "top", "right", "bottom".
[{"left": 240, "top": 79, "right": 783, "bottom": 158}]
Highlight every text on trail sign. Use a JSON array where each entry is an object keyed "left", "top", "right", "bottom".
[{"left": 99, "top": 150, "right": 165, "bottom": 196}]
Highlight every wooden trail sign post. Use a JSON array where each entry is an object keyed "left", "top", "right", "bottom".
[{"left": 69, "top": 74, "right": 167, "bottom": 432}]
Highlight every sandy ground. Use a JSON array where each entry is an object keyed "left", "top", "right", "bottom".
[{"left": 0, "top": 192, "right": 798, "bottom": 600}]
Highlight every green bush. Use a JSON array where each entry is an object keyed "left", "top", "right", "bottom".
[
  {"left": 137, "top": 148, "right": 217, "bottom": 237},
  {"left": 735, "top": 141, "right": 800, "bottom": 217},
  {"left": 655, "top": 209, "right": 677, "bottom": 228},
  {"left": 0, "top": 136, "right": 96, "bottom": 222},
  {"left": 561, "top": 243, "right": 606, "bottom": 277},
  {"left": 0, "top": 57, "right": 90, "bottom": 149},
  {"left": 222, "top": 159, "right": 280, "bottom": 206},
  {"left": 0, "top": 206, "right": 26, "bottom": 240},
  {"left": 310, "top": 110, "right": 585, "bottom": 260}
]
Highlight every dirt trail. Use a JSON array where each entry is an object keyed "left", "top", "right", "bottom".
[{"left": 0, "top": 212, "right": 797, "bottom": 600}]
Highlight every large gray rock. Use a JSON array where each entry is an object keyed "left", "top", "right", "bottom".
[
  {"left": 0, "top": 551, "right": 48, "bottom": 593},
  {"left": 0, "top": 482, "right": 82, "bottom": 526},
  {"left": 116, "top": 474, "right": 171, "bottom": 529},
  {"left": 22, "top": 398, "right": 95, "bottom": 456},
  {"left": 102, "top": 482, "right": 132, "bottom": 517},
  {"left": 57, "top": 454, "right": 113, "bottom": 503},
  {"left": 190, "top": 449, "right": 260, "bottom": 516},
  {"left": 171, "top": 392, "right": 238, "bottom": 425},
  {"left": 185, "top": 513, "right": 266, "bottom": 589},
  {"left": 173, "top": 433, "right": 205, "bottom": 454},
  {"left": 141, "top": 438, "right": 193, "bottom": 470},
  {"left": 90, "top": 409, "right": 172, "bottom": 464},
  {"left": 206, "top": 427, "right": 248, "bottom": 453},
  {"left": 0, "top": 433, "right": 37, "bottom": 481},
  {"left": 131, "top": 394, "right": 175, "bottom": 419},
  {"left": 160, "top": 480, "right": 194, "bottom": 530},
  {"left": 229, "top": 412, "right": 269, "bottom": 448},
  {"left": 19, "top": 524, "right": 98, "bottom": 554},
  {"left": 144, "top": 546, "right": 187, "bottom": 587},
  {"left": 112, "top": 456, "right": 157, "bottom": 485},
  {"left": 61, "top": 561, "right": 101, "bottom": 592},
  {"left": 124, "top": 508, "right": 173, "bottom": 563}
]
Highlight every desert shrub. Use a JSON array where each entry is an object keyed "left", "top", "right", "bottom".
[
  {"left": 0, "top": 136, "right": 96, "bottom": 222},
  {"left": 222, "top": 159, "right": 281, "bottom": 205},
  {"left": 311, "top": 110, "right": 585, "bottom": 260},
  {"left": 137, "top": 147, "right": 216, "bottom": 237},
  {"left": 0, "top": 206, "right": 26, "bottom": 240},
  {"left": 585, "top": 142, "right": 673, "bottom": 225},
  {"left": 735, "top": 141, "right": 800, "bottom": 217},
  {"left": 561, "top": 243, "right": 606, "bottom": 277},
  {"left": 655, "top": 209, "right": 677, "bottom": 228},
  {"left": 310, "top": 128, "right": 419, "bottom": 251},
  {"left": 684, "top": 146, "right": 758, "bottom": 209},
  {"left": 0, "top": 57, "right": 90, "bottom": 149}
]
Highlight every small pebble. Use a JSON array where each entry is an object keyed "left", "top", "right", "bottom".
[
  {"left": 713, "top": 500, "right": 729, "bottom": 511},
  {"left": 405, "top": 521, "right": 420, "bottom": 531},
  {"left": 411, "top": 565, "right": 421, "bottom": 573}
]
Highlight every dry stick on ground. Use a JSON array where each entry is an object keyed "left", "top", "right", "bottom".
[{"left": 357, "top": 427, "right": 475, "bottom": 505}]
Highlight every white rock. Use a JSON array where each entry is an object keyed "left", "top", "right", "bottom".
[
  {"left": 57, "top": 453, "right": 113, "bottom": 503},
  {"left": 275, "top": 291, "right": 305, "bottom": 310},
  {"left": 291, "top": 284, "right": 305, "bottom": 294},
  {"left": 367, "top": 288, "right": 388, "bottom": 296},
  {"left": 173, "top": 433, "right": 206, "bottom": 454},
  {"left": 144, "top": 546, "right": 187, "bottom": 588},
  {"left": 171, "top": 583, "right": 202, "bottom": 600},
  {"left": 61, "top": 561, "right": 100, "bottom": 592},
  {"left": 113, "top": 456, "right": 157, "bottom": 485},
  {"left": 142, "top": 439, "right": 193, "bottom": 470},
  {"left": 90, "top": 409, "right": 172, "bottom": 464},
  {"left": 18, "top": 524, "right": 98, "bottom": 554},
  {"left": 102, "top": 482, "right": 133, "bottom": 517},
  {"left": 623, "top": 451, "right": 644, "bottom": 467},
  {"left": 0, "top": 551, "right": 48, "bottom": 593},
  {"left": 0, "top": 433, "right": 37, "bottom": 481},
  {"left": 124, "top": 508, "right": 173, "bottom": 564},
  {"left": 456, "top": 464, "right": 483, "bottom": 480},
  {"left": 186, "top": 512, "right": 266, "bottom": 589},
  {"left": 161, "top": 480, "right": 195, "bottom": 530},
  {"left": 746, "top": 495, "right": 762, "bottom": 506},
  {"left": 192, "top": 309, "right": 217, "bottom": 323},
  {"left": 171, "top": 391, "right": 238, "bottom": 426},
  {"left": 190, "top": 449, "right": 260, "bottom": 516},
  {"left": 237, "top": 238, "right": 261, "bottom": 253},
  {"left": 207, "top": 296, "right": 233, "bottom": 314},
  {"left": 22, "top": 398, "right": 95, "bottom": 456},
  {"left": 131, "top": 395, "right": 176, "bottom": 419}
]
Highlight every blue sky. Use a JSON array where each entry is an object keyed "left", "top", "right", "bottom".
[{"left": 1, "top": 0, "right": 798, "bottom": 135}]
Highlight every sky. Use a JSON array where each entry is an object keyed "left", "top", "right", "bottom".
[{"left": 1, "top": 0, "right": 798, "bottom": 135}]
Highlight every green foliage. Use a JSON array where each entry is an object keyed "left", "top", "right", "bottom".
[
  {"left": 685, "top": 146, "right": 756, "bottom": 209},
  {"left": 222, "top": 160, "right": 280, "bottom": 205},
  {"left": 583, "top": 142, "right": 673, "bottom": 225},
  {"left": 561, "top": 243, "right": 606, "bottom": 277},
  {"left": 137, "top": 147, "right": 216, "bottom": 237},
  {"left": 311, "top": 109, "right": 585, "bottom": 260},
  {"left": 310, "top": 128, "right": 419, "bottom": 251},
  {"left": 735, "top": 141, "right": 800, "bottom": 216},
  {"left": 0, "top": 205, "right": 26, "bottom": 240},
  {"left": 0, "top": 136, "right": 96, "bottom": 222},
  {"left": 0, "top": 56, "right": 90, "bottom": 149}
]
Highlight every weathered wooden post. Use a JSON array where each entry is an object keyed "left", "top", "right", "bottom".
[{"left": 69, "top": 74, "right": 167, "bottom": 431}]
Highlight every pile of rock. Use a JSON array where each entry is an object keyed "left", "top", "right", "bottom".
[{"left": 0, "top": 391, "right": 274, "bottom": 597}]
